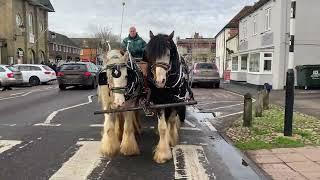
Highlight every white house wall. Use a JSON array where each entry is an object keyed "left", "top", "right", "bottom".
[
  {"left": 215, "top": 29, "right": 232, "bottom": 78},
  {"left": 294, "top": 0, "right": 320, "bottom": 66}
]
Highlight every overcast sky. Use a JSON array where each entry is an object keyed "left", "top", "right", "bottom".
[{"left": 49, "top": 0, "right": 256, "bottom": 40}]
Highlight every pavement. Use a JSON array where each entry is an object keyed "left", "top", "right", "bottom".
[
  {"left": 247, "top": 146, "right": 320, "bottom": 180},
  {"left": 222, "top": 82, "right": 320, "bottom": 180},
  {"left": 0, "top": 84, "right": 267, "bottom": 180}
]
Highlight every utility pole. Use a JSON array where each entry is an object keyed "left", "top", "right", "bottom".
[
  {"left": 119, "top": 1, "right": 125, "bottom": 43},
  {"left": 284, "top": 0, "right": 296, "bottom": 136}
]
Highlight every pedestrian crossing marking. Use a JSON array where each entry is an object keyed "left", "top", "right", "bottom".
[
  {"left": 49, "top": 141, "right": 106, "bottom": 180},
  {"left": 172, "top": 145, "right": 214, "bottom": 180},
  {"left": 0, "top": 140, "right": 22, "bottom": 154}
]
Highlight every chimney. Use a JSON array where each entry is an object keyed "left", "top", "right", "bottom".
[{"left": 194, "top": 32, "right": 199, "bottom": 39}]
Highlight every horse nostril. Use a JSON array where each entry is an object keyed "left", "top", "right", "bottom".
[{"left": 162, "top": 79, "right": 165, "bottom": 83}]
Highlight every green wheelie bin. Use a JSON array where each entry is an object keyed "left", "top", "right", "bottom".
[{"left": 296, "top": 65, "right": 320, "bottom": 89}]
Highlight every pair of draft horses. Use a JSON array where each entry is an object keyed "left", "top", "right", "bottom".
[{"left": 98, "top": 31, "right": 191, "bottom": 163}]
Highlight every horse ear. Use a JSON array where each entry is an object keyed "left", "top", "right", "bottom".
[
  {"left": 150, "top": 31, "right": 155, "bottom": 39},
  {"left": 169, "top": 31, "right": 174, "bottom": 39},
  {"left": 122, "top": 51, "right": 129, "bottom": 61}
]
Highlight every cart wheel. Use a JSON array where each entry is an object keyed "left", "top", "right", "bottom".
[{"left": 178, "top": 106, "right": 186, "bottom": 122}]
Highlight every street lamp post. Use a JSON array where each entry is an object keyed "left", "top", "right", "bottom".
[
  {"left": 119, "top": 2, "right": 125, "bottom": 43},
  {"left": 284, "top": 0, "right": 296, "bottom": 136}
]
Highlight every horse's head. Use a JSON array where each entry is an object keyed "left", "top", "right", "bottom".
[
  {"left": 103, "top": 50, "right": 129, "bottom": 108},
  {"left": 145, "top": 31, "right": 176, "bottom": 88}
]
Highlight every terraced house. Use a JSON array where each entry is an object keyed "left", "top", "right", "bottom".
[
  {"left": 230, "top": 0, "right": 320, "bottom": 89},
  {"left": 0, "top": 0, "right": 54, "bottom": 65}
]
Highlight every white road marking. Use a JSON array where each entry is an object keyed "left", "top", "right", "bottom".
[
  {"left": 49, "top": 141, "right": 105, "bottom": 180},
  {"left": 18, "top": 140, "right": 34, "bottom": 149},
  {"left": 0, "top": 124, "right": 17, "bottom": 127},
  {"left": 33, "top": 123, "right": 61, "bottom": 127},
  {"left": 192, "top": 113, "right": 217, "bottom": 132},
  {"left": 40, "top": 95, "right": 93, "bottom": 125},
  {"left": 225, "top": 90, "right": 244, "bottom": 98},
  {"left": 173, "top": 145, "right": 214, "bottom": 180},
  {"left": 10, "top": 92, "right": 26, "bottom": 96},
  {"left": 202, "top": 103, "right": 244, "bottom": 111},
  {"left": 89, "top": 124, "right": 104, "bottom": 127},
  {"left": 216, "top": 111, "right": 243, "bottom": 119},
  {"left": 203, "top": 121, "right": 217, "bottom": 132},
  {"left": 148, "top": 126, "right": 201, "bottom": 131},
  {"left": 0, "top": 140, "right": 22, "bottom": 154},
  {"left": 184, "top": 120, "right": 196, "bottom": 128},
  {"left": 197, "top": 101, "right": 242, "bottom": 106},
  {"left": 78, "top": 138, "right": 95, "bottom": 141},
  {"left": 0, "top": 87, "right": 56, "bottom": 101}
]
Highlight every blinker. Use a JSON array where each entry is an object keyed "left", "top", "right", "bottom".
[{"left": 112, "top": 65, "right": 122, "bottom": 78}]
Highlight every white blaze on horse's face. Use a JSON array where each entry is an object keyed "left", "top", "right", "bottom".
[
  {"left": 113, "top": 66, "right": 128, "bottom": 107},
  {"left": 155, "top": 49, "right": 170, "bottom": 88}
]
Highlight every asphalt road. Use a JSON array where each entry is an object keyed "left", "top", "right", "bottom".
[{"left": 0, "top": 85, "right": 265, "bottom": 180}]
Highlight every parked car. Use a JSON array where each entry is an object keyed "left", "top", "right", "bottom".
[
  {"left": 14, "top": 64, "right": 57, "bottom": 86},
  {"left": 0, "top": 65, "right": 23, "bottom": 88},
  {"left": 57, "top": 62, "right": 98, "bottom": 90},
  {"left": 190, "top": 62, "right": 220, "bottom": 88}
]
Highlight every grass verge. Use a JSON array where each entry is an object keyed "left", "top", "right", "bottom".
[{"left": 226, "top": 105, "right": 320, "bottom": 151}]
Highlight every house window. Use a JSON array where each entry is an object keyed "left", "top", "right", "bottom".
[
  {"left": 263, "top": 53, "right": 273, "bottom": 72},
  {"left": 232, "top": 56, "right": 238, "bottom": 71},
  {"left": 243, "top": 20, "right": 247, "bottom": 39},
  {"left": 241, "top": 55, "right": 248, "bottom": 71},
  {"left": 249, "top": 53, "right": 260, "bottom": 72},
  {"left": 253, "top": 15, "right": 257, "bottom": 35},
  {"left": 52, "top": 44, "right": 55, "bottom": 51},
  {"left": 265, "top": 8, "right": 271, "bottom": 31},
  {"left": 16, "top": 14, "right": 23, "bottom": 27},
  {"left": 39, "top": 22, "right": 44, "bottom": 32},
  {"left": 28, "top": 13, "right": 34, "bottom": 34}
]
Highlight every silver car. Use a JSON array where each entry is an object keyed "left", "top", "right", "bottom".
[
  {"left": 190, "top": 62, "right": 220, "bottom": 88},
  {"left": 0, "top": 65, "right": 23, "bottom": 88}
]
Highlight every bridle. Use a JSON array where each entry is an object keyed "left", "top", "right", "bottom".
[
  {"left": 104, "top": 62, "right": 129, "bottom": 94},
  {"left": 150, "top": 62, "right": 171, "bottom": 78},
  {"left": 101, "top": 61, "right": 143, "bottom": 100}
]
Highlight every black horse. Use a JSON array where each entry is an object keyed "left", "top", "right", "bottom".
[{"left": 144, "top": 31, "right": 193, "bottom": 163}]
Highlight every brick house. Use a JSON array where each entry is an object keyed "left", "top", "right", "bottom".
[
  {"left": 48, "top": 31, "right": 81, "bottom": 63},
  {"left": 177, "top": 33, "right": 216, "bottom": 66},
  {"left": 0, "top": 0, "right": 54, "bottom": 64}
]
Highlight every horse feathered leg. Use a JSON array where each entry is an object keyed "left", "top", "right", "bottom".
[
  {"left": 120, "top": 111, "right": 140, "bottom": 156},
  {"left": 168, "top": 110, "right": 179, "bottom": 147},
  {"left": 114, "top": 113, "right": 124, "bottom": 141},
  {"left": 100, "top": 113, "right": 120, "bottom": 157},
  {"left": 133, "top": 111, "right": 142, "bottom": 135},
  {"left": 154, "top": 110, "right": 172, "bottom": 163}
]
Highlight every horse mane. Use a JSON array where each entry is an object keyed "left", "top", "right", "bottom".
[
  {"left": 103, "top": 50, "right": 127, "bottom": 66},
  {"left": 145, "top": 34, "right": 179, "bottom": 71}
]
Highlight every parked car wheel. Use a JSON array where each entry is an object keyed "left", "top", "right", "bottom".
[
  {"left": 29, "top": 76, "right": 40, "bottom": 86},
  {"left": 59, "top": 84, "right": 66, "bottom": 90}
]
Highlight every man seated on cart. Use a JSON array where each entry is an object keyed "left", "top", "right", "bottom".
[{"left": 121, "top": 26, "right": 149, "bottom": 85}]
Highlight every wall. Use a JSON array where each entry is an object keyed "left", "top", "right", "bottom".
[
  {"left": 247, "top": 73, "right": 272, "bottom": 86},
  {"left": 0, "top": 0, "right": 14, "bottom": 64},
  {"left": 294, "top": 0, "right": 320, "bottom": 66}
]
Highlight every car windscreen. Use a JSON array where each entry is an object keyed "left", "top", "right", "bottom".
[
  {"left": 196, "top": 63, "right": 217, "bottom": 70},
  {"left": 6, "top": 66, "right": 20, "bottom": 72},
  {"left": 60, "top": 64, "right": 87, "bottom": 71}
]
